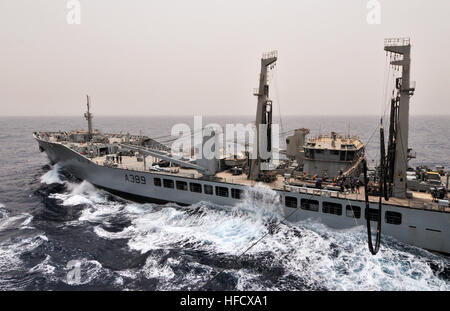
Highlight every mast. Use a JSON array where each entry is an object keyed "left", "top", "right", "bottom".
[
  {"left": 248, "top": 51, "right": 278, "bottom": 180},
  {"left": 84, "top": 95, "right": 93, "bottom": 141},
  {"left": 384, "top": 38, "right": 415, "bottom": 198}
]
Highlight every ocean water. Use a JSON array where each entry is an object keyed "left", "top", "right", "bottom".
[{"left": 0, "top": 116, "right": 449, "bottom": 290}]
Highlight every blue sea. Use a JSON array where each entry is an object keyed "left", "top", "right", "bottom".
[{"left": 0, "top": 116, "right": 449, "bottom": 290}]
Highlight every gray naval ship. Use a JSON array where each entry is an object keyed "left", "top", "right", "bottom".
[{"left": 34, "top": 38, "right": 450, "bottom": 255}]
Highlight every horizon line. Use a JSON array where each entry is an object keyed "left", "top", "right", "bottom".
[{"left": 1, "top": 114, "right": 450, "bottom": 118}]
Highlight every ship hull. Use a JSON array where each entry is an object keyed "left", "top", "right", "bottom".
[{"left": 35, "top": 137, "right": 450, "bottom": 255}]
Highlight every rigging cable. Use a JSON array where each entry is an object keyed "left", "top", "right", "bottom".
[
  {"left": 199, "top": 125, "right": 386, "bottom": 288},
  {"left": 365, "top": 56, "right": 393, "bottom": 152},
  {"left": 198, "top": 189, "right": 328, "bottom": 290},
  {"left": 272, "top": 66, "right": 284, "bottom": 134},
  {"left": 381, "top": 53, "right": 395, "bottom": 122},
  {"left": 159, "top": 127, "right": 206, "bottom": 144},
  {"left": 364, "top": 121, "right": 385, "bottom": 255}
]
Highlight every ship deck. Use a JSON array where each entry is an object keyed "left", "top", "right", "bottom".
[
  {"left": 35, "top": 131, "right": 449, "bottom": 214},
  {"left": 91, "top": 153, "right": 450, "bottom": 213}
]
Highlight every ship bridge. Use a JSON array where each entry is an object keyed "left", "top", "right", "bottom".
[{"left": 303, "top": 133, "right": 365, "bottom": 178}]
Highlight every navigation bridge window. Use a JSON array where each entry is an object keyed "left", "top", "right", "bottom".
[
  {"left": 365, "top": 208, "right": 379, "bottom": 221},
  {"left": 340, "top": 150, "right": 355, "bottom": 161},
  {"left": 231, "top": 188, "right": 243, "bottom": 199},
  {"left": 346, "top": 205, "right": 361, "bottom": 218},
  {"left": 204, "top": 184, "right": 214, "bottom": 195},
  {"left": 322, "top": 202, "right": 342, "bottom": 216},
  {"left": 305, "top": 149, "right": 315, "bottom": 159},
  {"left": 176, "top": 181, "right": 188, "bottom": 191},
  {"left": 285, "top": 196, "right": 298, "bottom": 208},
  {"left": 163, "top": 179, "right": 174, "bottom": 189},
  {"left": 215, "top": 186, "right": 229, "bottom": 197},
  {"left": 190, "top": 183, "right": 202, "bottom": 193},
  {"left": 301, "top": 199, "right": 319, "bottom": 212},
  {"left": 385, "top": 211, "right": 402, "bottom": 225},
  {"left": 154, "top": 178, "right": 161, "bottom": 187}
]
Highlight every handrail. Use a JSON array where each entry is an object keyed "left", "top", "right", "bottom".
[
  {"left": 384, "top": 37, "right": 410, "bottom": 47},
  {"left": 118, "top": 143, "right": 210, "bottom": 175},
  {"left": 262, "top": 50, "right": 278, "bottom": 59}
]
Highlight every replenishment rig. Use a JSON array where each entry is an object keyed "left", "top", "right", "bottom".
[{"left": 34, "top": 38, "right": 450, "bottom": 254}]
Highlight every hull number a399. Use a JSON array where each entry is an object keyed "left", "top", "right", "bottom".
[{"left": 125, "top": 174, "right": 146, "bottom": 184}]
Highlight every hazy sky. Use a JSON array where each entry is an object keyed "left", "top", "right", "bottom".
[{"left": 1, "top": 0, "right": 449, "bottom": 116}]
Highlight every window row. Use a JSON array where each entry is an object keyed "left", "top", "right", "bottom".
[
  {"left": 284, "top": 196, "right": 402, "bottom": 225},
  {"left": 153, "top": 178, "right": 243, "bottom": 199},
  {"left": 305, "top": 149, "right": 356, "bottom": 161}
]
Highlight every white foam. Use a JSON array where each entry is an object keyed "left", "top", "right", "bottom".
[
  {"left": 142, "top": 256, "right": 176, "bottom": 281},
  {"left": 41, "top": 164, "right": 107, "bottom": 208},
  {"left": 79, "top": 201, "right": 125, "bottom": 223},
  {"left": 237, "top": 184, "right": 283, "bottom": 219},
  {"left": 0, "top": 213, "right": 34, "bottom": 232},
  {"left": 38, "top": 172, "right": 449, "bottom": 290},
  {"left": 262, "top": 220, "right": 450, "bottom": 291},
  {"left": 40, "top": 164, "right": 64, "bottom": 184},
  {"left": 121, "top": 202, "right": 268, "bottom": 255},
  {"left": 0, "top": 203, "right": 8, "bottom": 219},
  {"left": 84, "top": 187, "right": 282, "bottom": 262},
  {"left": 65, "top": 180, "right": 99, "bottom": 198},
  {"left": 235, "top": 269, "right": 271, "bottom": 291},
  {"left": 114, "top": 252, "right": 213, "bottom": 291},
  {"left": 82, "top": 185, "right": 450, "bottom": 290},
  {"left": 49, "top": 180, "right": 107, "bottom": 207},
  {"left": 28, "top": 255, "right": 56, "bottom": 276},
  {"left": 0, "top": 234, "right": 48, "bottom": 290}
]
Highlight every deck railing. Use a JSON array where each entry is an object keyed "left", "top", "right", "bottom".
[
  {"left": 262, "top": 50, "right": 278, "bottom": 60},
  {"left": 284, "top": 185, "right": 345, "bottom": 198},
  {"left": 384, "top": 37, "right": 410, "bottom": 47}
]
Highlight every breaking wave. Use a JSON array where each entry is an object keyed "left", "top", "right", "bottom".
[
  {"left": 40, "top": 164, "right": 64, "bottom": 185},
  {"left": 27, "top": 166, "right": 450, "bottom": 290}
]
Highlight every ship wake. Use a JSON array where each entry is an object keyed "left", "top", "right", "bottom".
[{"left": 1, "top": 165, "right": 448, "bottom": 290}]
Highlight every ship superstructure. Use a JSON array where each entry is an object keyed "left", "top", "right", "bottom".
[
  {"left": 34, "top": 39, "right": 450, "bottom": 255},
  {"left": 302, "top": 132, "right": 365, "bottom": 179}
]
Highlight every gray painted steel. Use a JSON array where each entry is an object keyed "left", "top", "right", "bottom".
[{"left": 35, "top": 136, "right": 450, "bottom": 254}]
